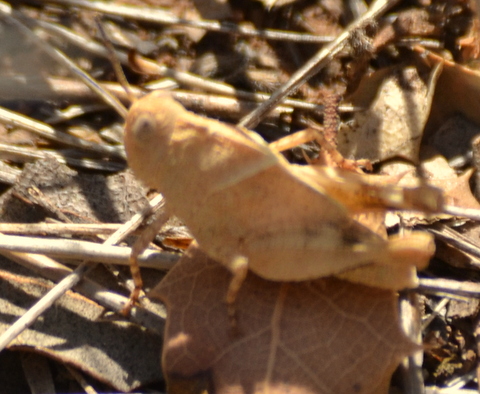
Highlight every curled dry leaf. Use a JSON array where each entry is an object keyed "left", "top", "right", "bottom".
[
  {"left": 419, "top": 46, "right": 480, "bottom": 137},
  {"left": 124, "top": 91, "right": 438, "bottom": 289},
  {"left": 382, "top": 155, "right": 480, "bottom": 227},
  {"left": 337, "top": 65, "right": 439, "bottom": 163},
  {"left": 150, "top": 244, "right": 419, "bottom": 394}
]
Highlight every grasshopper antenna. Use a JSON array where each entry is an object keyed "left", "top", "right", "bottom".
[{"left": 95, "top": 17, "right": 138, "bottom": 106}]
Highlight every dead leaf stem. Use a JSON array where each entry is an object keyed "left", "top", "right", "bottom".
[
  {"left": 26, "top": 17, "right": 355, "bottom": 114},
  {"left": 0, "top": 143, "right": 124, "bottom": 172},
  {"left": 0, "top": 105, "right": 124, "bottom": 158},
  {"left": 40, "top": 0, "right": 334, "bottom": 43},
  {"left": 265, "top": 283, "right": 289, "bottom": 392},
  {"left": 418, "top": 278, "right": 480, "bottom": 300},
  {"left": 0, "top": 233, "right": 178, "bottom": 269}
]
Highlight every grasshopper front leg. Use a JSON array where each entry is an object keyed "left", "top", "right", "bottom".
[{"left": 122, "top": 208, "right": 169, "bottom": 315}]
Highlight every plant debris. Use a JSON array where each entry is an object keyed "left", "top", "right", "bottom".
[{"left": 0, "top": 0, "right": 480, "bottom": 393}]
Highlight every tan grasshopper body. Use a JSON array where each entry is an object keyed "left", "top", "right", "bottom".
[{"left": 124, "top": 91, "right": 435, "bottom": 284}]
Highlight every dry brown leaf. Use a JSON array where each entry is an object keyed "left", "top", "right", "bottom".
[
  {"left": 151, "top": 244, "right": 419, "bottom": 394},
  {"left": 382, "top": 155, "right": 480, "bottom": 227},
  {"left": 192, "top": 0, "right": 233, "bottom": 20},
  {"left": 124, "top": 91, "right": 435, "bottom": 289},
  {"left": 0, "top": 261, "right": 163, "bottom": 392},
  {"left": 418, "top": 46, "right": 480, "bottom": 137},
  {"left": 433, "top": 168, "right": 479, "bottom": 209},
  {"left": 337, "top": 65, "right": 438, "bottom": 163},
  {"left": 0, "top": 157, "right": 148, "bottom": 224}
]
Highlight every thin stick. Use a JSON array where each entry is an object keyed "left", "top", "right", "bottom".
[
  {"left": 427, "top": 223, "right": 480, "bottom": 268},
  {"left": 0, "top": 222, "right": 126, "bottom": 236},
  {"left": 65, "top": 365, "right": 98, "bottom": 394},
  {"left": 94, "top": 17, "right": 137, "bottom": 103},
  {"left": 0, "top": 261, "right": 90, "bottom": 352},
  {"left": 33, "top": 20, "right": 356, "bottom": 113},
  {"left": 444, "top": 205, "right": 480, "bottom": 222},
  {"left": 0, "top": 233, "right": 178, "bottom": 268},
  {"left": 0, "top": 195, "right": 166, "bottom": 351},
  {"left": 238, "top": 0, "right": 400, "bottom": 128},
  {"left": 0, "top": 143, "right": 124, "bottom": 172},
  {"left": 38, "top": 0, "right": 334, "bottom": 43},
  {"left": 0, "top": 106, "right": 124, "bottom": 158},
  {"left": 1, "top": 250, "right": 166, "bottom": 330},
  {"left": 418, "top": 278, "right": 480, "bottom": 299}
]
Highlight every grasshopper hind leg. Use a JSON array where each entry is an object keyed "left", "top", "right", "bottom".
[{"left": 226, "top": 255, "right": 249, "bottom": 334}]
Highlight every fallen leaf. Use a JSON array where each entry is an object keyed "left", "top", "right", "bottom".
[
  {"left": 151, "top": 244, "right": 419, "bottom": 394},
  {"left": 447, "top": 298, "right": 480, "bottom": 320},
  {"left": 192, "top": 0, "right": 233, "bottom": 20},
  {"left": 418, "top": 46, "right": 480, "bottom": 138},
  {"left": 0, "top": 157, "right": 148, "bottom": 224},
  {"left": 337, "top": 65, "right": 439, "bottom": 163},
  {"left": 420, "top": 154, "right": 480, "bottom": 210},
  {"left": 0, "top": 261, "right": 163, "bottom": 392},
  {"left": 381, "top": 155, "right": 480, "bottom": 227}
]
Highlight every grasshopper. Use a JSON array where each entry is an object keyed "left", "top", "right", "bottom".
[{"left": 124, "top": 91, "right": 439, "bottom": 313}]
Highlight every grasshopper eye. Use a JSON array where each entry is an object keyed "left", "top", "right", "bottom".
[{"left": 130, "top": 115, "right": 156, "bottom": 143}]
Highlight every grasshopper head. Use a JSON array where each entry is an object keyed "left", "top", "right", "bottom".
[{"left": 124, "top": 91, "right": 182, "bottom": 189}]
